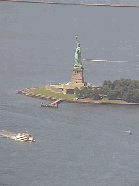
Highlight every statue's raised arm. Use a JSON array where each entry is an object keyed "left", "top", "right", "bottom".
[{"left": 74, "top": 36, "right": 82, "bottom": 67}]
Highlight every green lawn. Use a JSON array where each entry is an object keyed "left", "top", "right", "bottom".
[
  {"left": 28, "top": 87, "right": 129, "bottom": 104},
  {"left": 95, "top": 98, "right": 127, "bottom": 104},
  {"left": 29, "top": 87, "right": 76, "bottom": 100}
]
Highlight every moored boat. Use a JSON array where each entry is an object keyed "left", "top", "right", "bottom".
[{"left": 41, "top": 103, "right": 58, "bottom": 108}]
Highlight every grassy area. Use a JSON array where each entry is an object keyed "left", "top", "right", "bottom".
[
  {"left": 29, "top": 87, "right": 76, "bottom": 100},
  {"left": 95, "top": 98, "right": 127, "bottom": 104},
  {"left": 27, "top": 87, "right": 130, "bottom": 104}
]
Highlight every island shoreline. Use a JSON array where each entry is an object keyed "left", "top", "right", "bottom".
[{"left": 17, "top": 88, "right": 139, "bottom": 105}]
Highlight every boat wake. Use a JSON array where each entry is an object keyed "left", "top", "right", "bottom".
[{"left": 82, "top": 59, "right": 127, "bottom": 63}]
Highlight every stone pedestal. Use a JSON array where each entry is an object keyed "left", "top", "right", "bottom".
[{"left": 71, "top": 66, "right": 84, "bottom": 84}]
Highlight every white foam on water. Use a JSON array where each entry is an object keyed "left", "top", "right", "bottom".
[{"left": 83, "top": 59, "right": 127, "bottom": 63}]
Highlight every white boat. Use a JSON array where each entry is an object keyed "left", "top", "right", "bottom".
[
  {"left": 0, "top": 130, "right": 35, "bottom": 142},
  {"left": 41, "top": 103, "right": 58, "bottom": 108},
  {"left": 16, "top": 132, "right": 35, "bottom": 142}
]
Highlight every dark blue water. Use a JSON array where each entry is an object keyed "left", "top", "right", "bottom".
[{"left": 1, "top": 2, "right": 139, "bottom": 186}]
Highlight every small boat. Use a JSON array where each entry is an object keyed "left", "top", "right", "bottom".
[
  {"left": 16, "top": 132, "right": 35, "bottom": 142},
  {"left": 125, "top": 130, "right": 132, "bottom": 135},
  {"left": 41, "top": 103, "right": 58, "bottom": 108}
]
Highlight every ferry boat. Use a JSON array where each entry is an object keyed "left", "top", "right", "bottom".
[
  {"left": 0, "top": 130, "right": 35, "bottom": 142},
  {"left": 16, "top": 132, "right": 35, "bottom": 142}
]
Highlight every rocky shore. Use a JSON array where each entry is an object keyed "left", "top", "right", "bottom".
[{"left": 17, "top": 88, "right": 57, "bottom": 101}]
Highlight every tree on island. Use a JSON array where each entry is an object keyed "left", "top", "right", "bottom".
[
  {"left": 74, "top": 79, "right": 139, "bottom": 103},
  {"left": 74, "top": 87, "right": 101, "bottom": 100}
]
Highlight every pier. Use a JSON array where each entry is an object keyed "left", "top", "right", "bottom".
[{"left": 41, "top": 98, "right": 63, "bottom": 108}]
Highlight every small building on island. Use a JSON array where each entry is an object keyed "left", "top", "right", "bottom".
[{"left": 46, "top": 36, "right": 99, "bottom": 94}]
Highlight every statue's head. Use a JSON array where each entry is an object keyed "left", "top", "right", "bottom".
[{"left": 78, "top": 43, "right": 80, "bottom": 47}]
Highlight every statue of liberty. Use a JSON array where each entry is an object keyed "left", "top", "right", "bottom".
[{"left": 74, "top": 36, "right": 82, "bottom": 67}]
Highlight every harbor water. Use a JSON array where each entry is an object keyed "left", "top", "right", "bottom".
[{"left": 1, "top": 1, "right": 139, "bottom": 185}]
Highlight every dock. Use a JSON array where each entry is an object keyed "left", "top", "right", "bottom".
[{"left": 41, "top": 99, "right": 63, "bottom": 108}]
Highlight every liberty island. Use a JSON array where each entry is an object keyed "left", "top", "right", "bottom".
[{"left": 17, "top": 37, "right": 139, "bottom": 105}]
